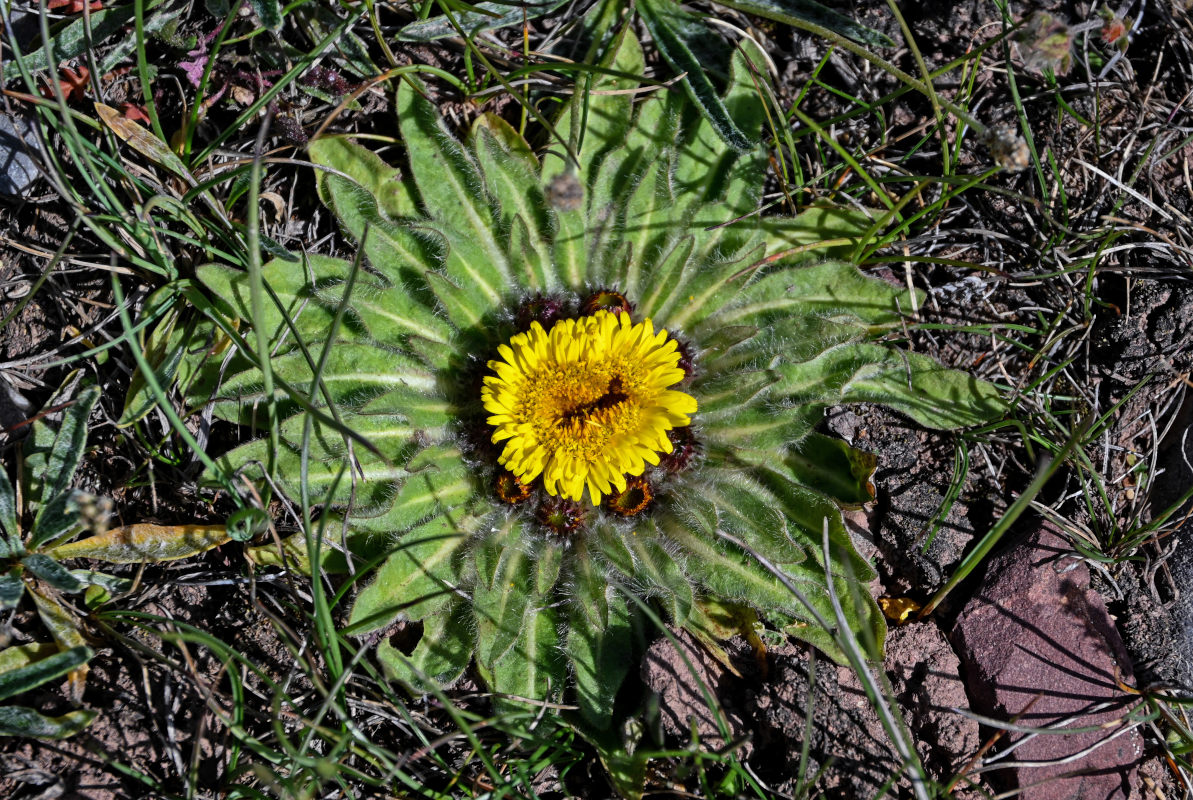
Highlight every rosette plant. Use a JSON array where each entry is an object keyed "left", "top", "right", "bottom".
[{"left": 182, "top": 30, "right": 1002, "bottom": 741}]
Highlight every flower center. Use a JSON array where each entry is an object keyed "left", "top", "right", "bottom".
[{"left": 481, "top": 311, "right": 697, "bottom": 505}]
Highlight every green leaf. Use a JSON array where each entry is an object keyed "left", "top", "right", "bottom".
[
  {"left": 758, "top": 206, "right": 876, "bottom": 261},
  {"left": 74, "top": 570, "right": 134, "bottom": 606},
  {"left": 613, "top": 151, "right": 684, "bottom": 301},
  {"left": 248, "top": 0, "right": 282, "bottom": 30},
  {"left": 0, "top": 573, "right": 24, "bottom": 610},
  {"left": 472, "top": 517, "right": 533, "bottom": 667},
  {"left": 699, "top": 397, "right": 818, "bottom": 454},
  {"left": 348, "top": 445, "right": 476, "bottom": 536},
  {"left": 347, "top": 514, "right": 473, "bottom": 633},
  {"left": 375, "top": 600, "right": 473, "bottom": 691},
  {"left": 542, "top": 24, "right": 647, "bottom": 290},
  {"left": 0, "top": 645, "right": 92, "bottom": 702},
  {"left": 534, "top": 541, "right": 564, "bottom": 596},
  {"left": 29, "top": 591, "right": 88, "bottom": 659},
  {"left": 593, "top": 524, "right": 635, "bottom": 579},
  {"left": 314, "top": 279, "right": 452, "bottom": 364},
  {"left": 27, "top": 491, "right": 80, "bottom": 551},
  {"left": 121, "top": 292, "right": 189, "bottom": 426},
  {"left": 631, "top": 234, "right": 696, "bottom": 323},
  {"left": 315, "top": 175, "right": 432, "bottom": 279},
  {"left": 671, "top": 40, "right": 768, "bottom": 211},
  {"left": 35, "top": 385, "right": 99, "bottom": 521},
  {"left": 593, "top": 737, "right": 649, "bottom": 800},
  {"left": 775, "top": 342, "right": 1007, "bottom": 429},
  {"left": 748, "top": 465, "right": 875, "bottom": 580},
  {"left": 0, "top": 467, "right": 21, "bottom": 556},
  {"left": 780, "top": 433, "right": 876, "bottom": 509},
  {"left": 396, "top": 0, "right": 569, "bottom": 41},
  {"left": 716, "top": 0, "right": 895, "bottom": 48},
  {"left": 673, "top": 108, "right": 733, "bottom": 212},
  {"left": 645, "top": 235, "right": 762, "bottom": 332},
  {"left": 600, "top": 520, "right": 695, "bottom": 624},
  {"left": 567, "top": 550, "right": 632, "bottom": 730},
  {"left": 247, "top": 533, "right": 317, "bottom": 573},
  {"left": 314, "top": 174, "right": 489, "bottom": 336},
  {"left": 22, "top": 554, "right": 85, "bottom": 593},
  {"left": 660, "top": 467, "right": 884, "bottom": 664},
  {"left": 707, "top": 258, "right": 908, "bottom": 330},
  {"left": 309, "top": 136, "right": 419, "bottom": 220},
  {"left": 691, "top": 473, "right": 808, "bottom": 566},
  {"left": 2, "top": 8, "right": 135, "bottom": 83},
  {"left": 694, "top": 323, "right": 760, "bottom": 362},
  {"left": 624, "top": 528, "right": 695, "bottom": 624},
  {"left": 638, "top": 0, "right": 751, "bottom": 151},
  {"left": 586, "top": 98, "right": 677, "bottom": 286},
  {"left": 0, "top": 642, "right": 59, "bottom": 673},
  {"left": 470, "top": 121, "right": 555, "bottom": 292},
  {"left": 0, "top": 706, "right": 96, "bottom": 739},
  {"left": 662, "top": 517, "right": 836, "bottom": 660},
  {"left": 485, "top": 604, "right": 564, "bottom": 715},
  {"left": 396, "top": 80, "right": 511, "bottom": 306},
  {"left": 306, "top": 4, "right": 378, "bottom": 78},
  {"left": 211, "top": 412, "right": 428, "bottom": 508},
  {"left": 195, "top": 256, "right": 347, "bottom": 349},
  {"left": 546, "top": 26, "right": 646, "bottom": 183},
  {"left": 208, "top": 342, "right": 434, "bottom": 421}
]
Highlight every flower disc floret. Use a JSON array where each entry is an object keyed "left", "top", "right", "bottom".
[{"left": 481, "top": 311, "right": 697, "bottom": 505}]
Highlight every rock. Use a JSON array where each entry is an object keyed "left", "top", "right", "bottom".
[
  {"left": 1117, "top": 360, "right": 1193, "bottom": 689},
  {"left": 0, "top": 111, "right": 42, "bottom": 197},
  {"left": 1117, "top": 538, "right": 1193, "bottom": 691},
  {"left": 1156, "top": 531, "right": 1193, "bottom": 685},
  {"left": 885, "top": 621, "right": 981, "bottom": 781},
  {"left": 640, "top": 628, "right": 749, "bottom": 753},
  {"left": 953, "top": 524, "right": 1143, "bottom": 800},
  {"left": 825, "top": 406, "right": 999, "bottom": 596},
  {"left": 643, "top": 632, "right": 908, "bottom": 798},
  {"left": 748, "top": 642, "right": 903, "bottom": 798}
]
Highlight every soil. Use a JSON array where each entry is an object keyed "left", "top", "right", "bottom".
[{"left": 2, "top": 0, "right": 1192, "bottom": 798}]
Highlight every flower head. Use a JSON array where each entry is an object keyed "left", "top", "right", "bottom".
[{"left": 481, "top": 311, "right": 696, "bottom": 505}]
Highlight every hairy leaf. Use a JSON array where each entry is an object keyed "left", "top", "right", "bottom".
[
  {"left": 396, "top": 0, "right": 568, "bottom": 41},
  {"left": 472, "top": 517, "right": 533, "bottom": 667},
  {"left": 310, "top": 136, "right": 419, "bottom": 221},
  {"left": 0, "top": 706, "right": 96, "bottom": 739},
  {"left": 0, "top": 645, "right": 91, "bottom": 702},
  {"left": 376, "top": 600, "right": 472, "bottom": 692},
  {"left": 348, "top": 514, "right": 472, "bottom": 633},
  {"left": 0, "top": 574, "right": 24, "bottom": 610},
  {"left": 718, "top": 0, "right": 895, "bottom": 47},
  {"left": 568, "top": 555, "right": 632, "bottom": 730},
  {"left": 638, "top": 0, "right": 751, "bottom": 151},
  {"left": 46, "top": 524, "right": 231, "bottom": 564},
  {"left": 483, "top": 604, "right": 564, "bottom": 716},
  {"left": 22, "top": 554, "right": 85, "bottom": 593},
  {"left": 0, "top": 468, "right": 20, "bottom": 557}
]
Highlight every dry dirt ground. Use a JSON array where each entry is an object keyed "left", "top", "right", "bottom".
[{"left": 1, "top": 0, "right": 1193, "bottom": 798}]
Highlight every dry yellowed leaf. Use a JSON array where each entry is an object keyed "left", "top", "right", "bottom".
[{"left": 48, "top": 523, "right": 231, "bottom": 564}]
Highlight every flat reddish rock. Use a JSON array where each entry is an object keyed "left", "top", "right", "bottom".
[
  {"left": 953, "top": 524, "right": 1142, "bottom": 800},
  {"left": 885, "top": 621, "right": 980, "bottom": 780}
]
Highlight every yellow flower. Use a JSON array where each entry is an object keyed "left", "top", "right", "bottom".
[{"left": 481, "top": 311, "right": 697, "bottom": 505}]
